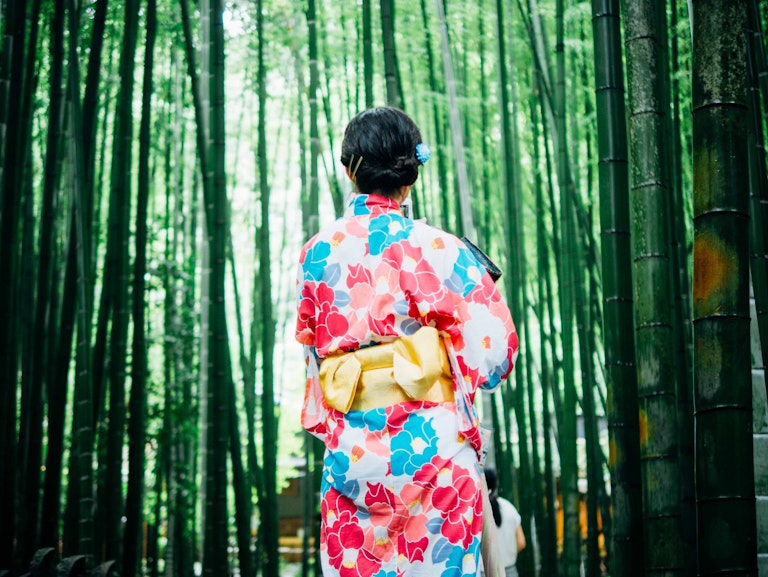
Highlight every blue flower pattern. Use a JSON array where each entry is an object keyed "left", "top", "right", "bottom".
[
  {"left": 368, "top": 213, "right": 412, "bottom": 255},
  {"left": 322, "top": 450, "right": 349, "bottom": 494},
  {"left": 391, "top": 414, "right": 439, "bottom": 477},
  {"left": 347, "top": 407, "right": 387, "bottom": 431},
  {"left": 445, "top": 247, "right": 481, "bottom": 298},
  {"left": 304, "top": 241, "right": 331, "bottom": 282},
  {"left": 442, "top": 542, "right": 478, "bottom": 577}
]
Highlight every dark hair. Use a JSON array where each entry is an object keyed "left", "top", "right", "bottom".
[
  {"left": 484, "top": 467, "right": 502, "bottom": 527},
  {"left": 340, "top": 107, "right": 423, "bottom": 196}
]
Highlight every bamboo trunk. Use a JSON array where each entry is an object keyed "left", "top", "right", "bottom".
[{"left": 692, "top": 2, "right": 757, "bottom": 574}]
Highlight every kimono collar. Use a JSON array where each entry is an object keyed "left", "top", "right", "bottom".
[{"left": 345, "top": 193, "right": 403, "bottom": 218}]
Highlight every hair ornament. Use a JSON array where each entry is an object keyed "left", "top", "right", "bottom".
[
  {"left": 415, "top": 143, "right": 431, "bottom": 165},
  {"left": 350, "top": 154, "right": 364, "bottom": 178}
]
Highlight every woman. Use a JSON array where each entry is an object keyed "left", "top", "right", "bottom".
[
  {"left": 296, "top": 106, "right": 518, "bottom": 577},
  {"left": 481, "top": 468, "right": 526, "bottom": 577}
]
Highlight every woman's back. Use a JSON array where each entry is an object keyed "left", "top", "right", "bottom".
[{"left": 296, "top": 107, "right": 519, "bottom": 577}]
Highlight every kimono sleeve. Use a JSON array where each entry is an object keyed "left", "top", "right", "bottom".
[
  {"left": 455, "top": 270, "right": 519, "bottom": 393},
  {"left": 420, "top": 234, "right": 519, "bottom": 395},
  {"left": 300, "top": 344, "right": 328, "bottom": 438},
  {"left": 295, "top": 252, "right": 329, "bottom": 438}
]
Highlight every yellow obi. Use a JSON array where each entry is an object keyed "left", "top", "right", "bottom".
[{"left": 319, "top": 326, "right": 455, "bottom": 413}]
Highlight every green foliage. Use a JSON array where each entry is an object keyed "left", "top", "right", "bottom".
[{"left": 0, "top": 0, "right": 764, "bottom": 575}]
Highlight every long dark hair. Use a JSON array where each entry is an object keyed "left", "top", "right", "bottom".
[
  {"left": 484, "top": 467, "right": 502, "bottom": 527},
  {"left": 340, "top": 107, "right": 423, "bottom": 196}
]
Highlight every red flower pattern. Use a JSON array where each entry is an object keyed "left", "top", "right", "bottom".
[
  {"left": 382, "top": 241, "right": 448, "bottom": 306},
  {"left": 431, "top": 464, "right": 480, "bottom": 546}
]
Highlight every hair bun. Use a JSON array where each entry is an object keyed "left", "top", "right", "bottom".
[
  {"left": 340, "top": 107, "right": 423, "bottom": 195},
  {"left": 386, "top": 156, "right": 419, "bottom": 186},
  {"left": 391, "top": 155, "right": 417, "bottom": 172}
]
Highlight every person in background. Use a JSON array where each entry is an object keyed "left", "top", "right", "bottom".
[
  {"left": 482, "top": 467, "right": 526, "bottom": 577},
  {"left": 295, "top": 106, "right": 519, "bottom": 576}
]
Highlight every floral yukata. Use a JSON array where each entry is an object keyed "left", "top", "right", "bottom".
[{"left": 296, "top": 193, "right": 518, "bottom": 577}]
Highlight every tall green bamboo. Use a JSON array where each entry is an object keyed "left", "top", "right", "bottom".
[
  {"left": 523, "top": 313, "right": 541, "bottom": 577},
  {"left": 18, "top": 142, "right": 36, "bottom": 571},
  {"left": 493, "top": 0, "right": 515, "bottom": 501},
  {"left": 161, "top": 70, "right": 179, "bottom": 575},
  {"left": 522, "top": 0, "right": 555, "bottom": 144},
  {"left": 499, "top": 384, "right": 517, "bottom": 507},
  {"left": 436, "top": 0, "right": 472, "bottom": 238},
  {"left": 299, "top": 5, "right": 324, "bottom": 574},
  {"left": 15, "top": 0, "right": 42, "bottom": 565},
  {"left": 82, "top": 0, "right": 109, "bottom": 222},
  {"left": 148, "top": 439, "right": 164, "bottom": 577},
  {"left": 362, "top": 0, "right": 373, "bottom": 108},
  {"left": 336, "top": 5, "right": 355, "bottom": 121},
  {"left": 747, "top": 1, "right": 768, "bottom": 386},
  {"left": 22, "top": 0, "right": 64, "bottom": 562},
  {"left": 228, "top": 161, "right": 259, "bottom": 577},
  {"left": 90, "top": 32, "right": 115, "bottom": 277},
  {"left": 623, "top": 2, "right": 686, "bottom": 574},
  {"left": 308, "top": 0, "right": 320, "bottom": 239},
  {"left": 380, "top": 0, "right": 402, "bottom": 108},
  {"left": 102, "top": 0, "right": 140, "bottom": 562},
  {"left": 664, "top": 5, "right": 696, "bottom": 570},
  {"left": 178, "top": 0, "right": 213, "bottom": 226},
  {"left": 0, "top": 2, "right": 10, "bottom": 193},
  {"left": 554, "top": 0, "right": 580, "bottom": 574},
  {"left": 83, "top": 12, "right": 114, "bottom": 557},
  {"left": 573, "top": 20, "right": 608, "bottom": 356},
  {"left": 317, "top": 8, "right": 344, "bottom": 217},
  {"left": 178, "top": 124, "right": 200, "bottom": 577},
  {"left": 535, "top": 59, "right": 565, "bottom": 449},
  {"left": 229, "top": 361, "right": 255, "bottom": 577},
  {"left": 176, "top": 0, "right": 211, "bottom": 569},
  {"left": 575, "top": 253, "right": 602, "bottom": 577},
  {"left": 540, "top": 351, "right": 559, "bottom": 576},
  {"left": 573, "top": 71, "right": 613, "bottom": 566},
  {"left": 286, "top": 16, "right": 316, "bottom": 574},
  {"left": 123, "top": 0, "right": 156, "bottom": 573},
  {"left": 558, "top": 183, "right": 581, "bottom": 577},
  {"left": 419, "top": 0, "right": 449, "bottom": 227},
  {"left": 532, "top": 80, "right": 558, "bottom": 577},
  {"left": 38, "top": 0, "right": 67, "bottom": 552},
  {"left": 590, "top": 2, "right": 644, "bottom": 576},
  {"left": 59, "top": 220, "right": 83, "bottom": 559},
  {"left": 257, "top": 0, "right": 279, "bottom": 574},
  {"left": 498, "top": 12, "right": 534, "bottom": 575},
  {"left": 489, "top": 383, "right": 505, "bottom": 476},
  {"left": 202, "top": 0, "right": 230, "bottom": 572},
  {"left": 0, "top": 0, "right": 25, "bottom": 563},
  {"left": 65, "top": 0, "right": 96, "bottom": 562},
  {"left": 494, "top": 0, "right": 512, "bottom": 253},
  {"left": 691, "top": 2, "right": 757, "bottom": 575},
  {"left": 196, "top": 14, "right": 212, "bottom": 553},
  {"left": 477, "top": 1, "right": 492, "bottom": 247}
]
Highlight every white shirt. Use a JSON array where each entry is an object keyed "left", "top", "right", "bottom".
[{"left": 496, "top": 497, "right": 522, "bottom": 568}]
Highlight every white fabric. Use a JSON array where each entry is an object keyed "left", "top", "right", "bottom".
[
  {"left": 477, "top": 496, "right": 522, "bottom": 576},
  {"left": 496, "top": 497, "right": 522, "bottom": 569}
]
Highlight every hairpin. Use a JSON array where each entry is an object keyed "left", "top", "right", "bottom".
[{"left": 350, "top": 154, "right": 364, "bottom": 178}]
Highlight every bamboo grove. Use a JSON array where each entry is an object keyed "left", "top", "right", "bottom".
[{"left": 1, "top": 1, "right": 767, "bottom": 577}]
